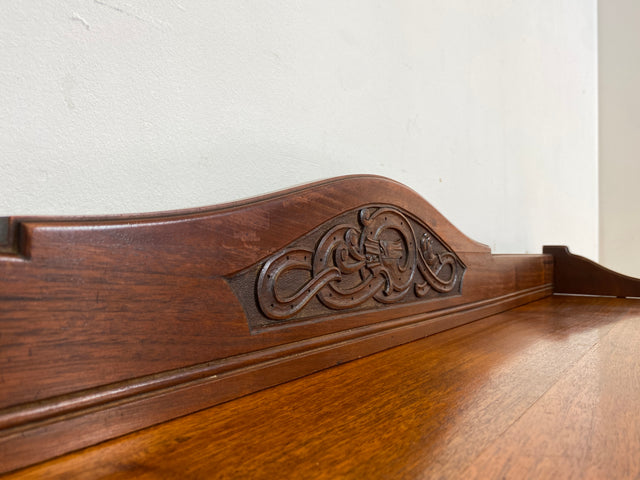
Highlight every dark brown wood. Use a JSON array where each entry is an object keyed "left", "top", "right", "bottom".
[
  {"left": 6, "top": 296, "right": 639, "bottom": 479},
  {"left": 249, "top": 205, "right": 466, "bottom": 323},
  {"left": 544, "top": 245, "right": 640, "bottom": 297},
  {"left": 0, "top": 218, "right": 9, "bottom": 249},
  {"left": 0, "top": 217, "right": 17, "bottom": 254},
  {"left": 0, "top": 176, "right": 553, "bottom": 473}
]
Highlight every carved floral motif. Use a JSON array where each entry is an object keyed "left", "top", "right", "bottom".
[{"left": 257, "top": 206, "right": 462, "bottom": 320}]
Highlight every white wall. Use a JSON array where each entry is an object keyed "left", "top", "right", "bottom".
[
  {"left": 1, "top": 1, "right": 598, "bottom": 257},
  {"left": 599, "top": 0, "right": 640, "bottom": 277}
]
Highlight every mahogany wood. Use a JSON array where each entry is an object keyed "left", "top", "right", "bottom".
[
  {"left": 464, "top": 298, "right": 640, "bottom": 478},
  {"left": 6, "top": 295, "right": 639, "bottom": 479},
  {"left": 0, "top": 176, "right": 553, "bottom": 473},
  {"left": 3, "top": 176, "right": 639, "bottom": 476},
  {"left": 544, "top": 245, "right": 640, "bottom": 297}
]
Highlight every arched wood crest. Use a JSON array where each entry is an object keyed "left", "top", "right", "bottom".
[{"left": 0, "top": 175, "right": 559, "bottom": 474}]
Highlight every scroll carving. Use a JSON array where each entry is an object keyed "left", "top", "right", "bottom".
[{"left": 256, "top": 206, "right": 463, "bottom": 320}]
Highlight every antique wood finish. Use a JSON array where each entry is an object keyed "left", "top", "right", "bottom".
[
  {"left": 544, "top": 245, "right": 640, "bottom": 297},
  {"left": 0, "top": 176, "right": 553, "bottom": 473},
  {"left": 6, "top": 295, "right": 640, "bottom": 479}
]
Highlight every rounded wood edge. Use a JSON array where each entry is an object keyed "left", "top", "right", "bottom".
[{"left": 3, "top": 175, "right": 490, "bottom": 261}]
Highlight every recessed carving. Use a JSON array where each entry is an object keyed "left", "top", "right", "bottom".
[{"left": 253, "top": 206, "right": 464, "bottom": 322}]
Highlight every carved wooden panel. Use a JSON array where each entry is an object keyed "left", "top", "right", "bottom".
[{"left": 229, "top": 205, "right": 465, "bottom": 329}]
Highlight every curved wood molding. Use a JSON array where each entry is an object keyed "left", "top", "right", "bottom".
[
  {"left": 0, "top": 175, "right": 552, "bottom": 473},
  {"left": 543, "top": 245, "right": 640, "bottom": 298}
]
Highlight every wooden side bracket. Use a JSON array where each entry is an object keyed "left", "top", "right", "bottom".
[{"left": 544, "top": 245, "right": 640, "bottom": 298}]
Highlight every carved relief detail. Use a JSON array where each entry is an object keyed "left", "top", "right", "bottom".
[{"left": 256, "top": 206, "right": 463, "bottom": 320}]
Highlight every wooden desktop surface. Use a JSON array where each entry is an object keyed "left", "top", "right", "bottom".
[{"left": 7, "top": 294, "right": 639, "bottom": 479}]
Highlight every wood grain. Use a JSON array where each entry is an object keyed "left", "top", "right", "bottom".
[
  {"left": 0, "top": 176, "right": 501, "bottom": 410},
  {"left": 544, "top": 245, "right": 640, "bottom": 297},
  {"left": 463, "top": 298, "right": 640, "bottom": 479},
  {"left": 7, "top": 295, "right": 639, "bottom": 479},
  {"left": 0, "top": 175, "right": 553, "bottom": 472}
]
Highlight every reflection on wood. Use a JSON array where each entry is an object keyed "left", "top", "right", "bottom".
[{"left": 8, "top": 296, "right": 640, "bottom": 479}]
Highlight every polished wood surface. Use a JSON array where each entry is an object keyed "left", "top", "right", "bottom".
[
  {"left": 544, "top": 245, "right": 640, "bottom": 298},
  {"left": 0, "top": 176, "right": 553, "bottom": 472},
  {"left": 7, "top": 295, "right": 639, "bottom": 479}
]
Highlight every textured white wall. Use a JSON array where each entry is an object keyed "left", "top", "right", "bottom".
[
  {"left": 1, "top": 1, "right": 598, "bottom": 257},
  {"left": 599, "top": 0, "right": 640, "bottom": 277}
]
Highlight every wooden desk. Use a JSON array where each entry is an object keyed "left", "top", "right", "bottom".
[
  {"left": 1, "top": 176, "right": 639, "bottom": 478},
  {"left": 6, "top": 295, "right": 639, "bottom": 479}
]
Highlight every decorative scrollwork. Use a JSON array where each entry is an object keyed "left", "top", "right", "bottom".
[{"left": 257, "top": 206, "right": 463, "bottom": 320}]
